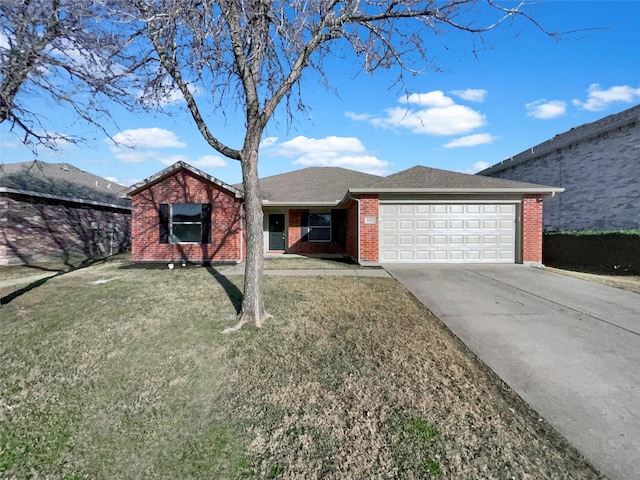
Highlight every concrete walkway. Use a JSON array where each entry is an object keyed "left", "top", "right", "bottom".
[
  {"left": 384, "top": 263, "right": 640, "bottom": 480},
  {"left": 221, "top": 263, "right": 391, "bottom": 277}
]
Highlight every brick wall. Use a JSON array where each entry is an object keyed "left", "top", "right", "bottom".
[
  {"left": 358, "top": 194, "right": 379, "bottom": 263},
  {"left": 286, "top": 208, "right": 345, "bottom": 255},
  {"left": 345, "top": 200, "right": 358, "bottom": 261},
  {"left": 481, "top": 108, "right": 640, "bottom": 231},
  {"left": 0, "top": 193, "right": 130, "bottom": 266},
  {"left": 131, "top": 169, "right": 243, "bottom": 263},
  {"left": 522, "top": 195, "right": 543, "bottom": 264}
]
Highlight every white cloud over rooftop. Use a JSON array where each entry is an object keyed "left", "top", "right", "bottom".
[
  {"left": 106, "top": 128, "right": 225, "bottom": 168},
  {"left": 526, "top": 99, "right": 567, "bottom": 120},
  {"left": 262, "top": 135, "right": 390, "bottom": 176},
  {"left": 348, "top": 90, "right": 487, "bottom": 136},
  {"left": 572, "top": 84, "right": 640, "bottom": 111}
]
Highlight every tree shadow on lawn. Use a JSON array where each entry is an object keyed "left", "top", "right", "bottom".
[
  {"left": 205, "top": 266, "right": 243, "bottom": 315},
  {"left": 117, "top": 261, "right": 244, "bottom": 315},
  {"left": 1, "top": 257, "right": 109, "bottom": 306}
]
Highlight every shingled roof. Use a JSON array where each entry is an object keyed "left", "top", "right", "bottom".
[
  {"left": 350, "top": 165, "right": 563, "bottom": 194},
  {"left": 0, "top": 160, "right": 130, "bottom": 207},
  {"left": 236, "top": 167, "right": 382, "bottom": 205}
]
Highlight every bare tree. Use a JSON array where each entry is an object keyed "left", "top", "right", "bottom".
[
  {"left": 105, "top": 0, "right": 553, "bottom": 329},
  {"left": 3, "top": 1, "right": 553, "bottom": 328},
  {"left": 0, "top": 0, "right": 145, "bottom": 148}
]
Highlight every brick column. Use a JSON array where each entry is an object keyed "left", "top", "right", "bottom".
[
  {"left": 359, "top": 194, "right": 379, "bottom": 263},
  {"left": 522, "top": 195, "right": 543, "bottom": 264}
]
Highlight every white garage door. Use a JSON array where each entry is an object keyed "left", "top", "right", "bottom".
[{"left": 379, "top": 203, "right": 516, "bottom": 263}]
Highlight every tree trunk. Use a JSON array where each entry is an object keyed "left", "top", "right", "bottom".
[{"left": 233, "top": 141, "right": 271, "bottom": 329}]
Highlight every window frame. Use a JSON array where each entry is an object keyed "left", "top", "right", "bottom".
[
  {"left": 307, "top": 211, "right": 332, "bottom": 242},
  {"left": 159, "top": 203, "right": 211, "bottom": 245}
]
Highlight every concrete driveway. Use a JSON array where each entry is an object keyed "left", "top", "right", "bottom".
[{"left": 384, "top": 264, "right": 640, "bottom": 480}]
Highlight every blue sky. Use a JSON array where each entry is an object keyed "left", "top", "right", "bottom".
[{"left": 1, "top": 1, "right": 639, "bottom": 187}]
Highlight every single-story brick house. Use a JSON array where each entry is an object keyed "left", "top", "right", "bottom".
[
  {"left": 126, "top": 161, "right": 562, "bottom": 265},
  {"left": 0, "top": 161, "right": 131, "bottom": 265},
  {"left": 478, "top": 104, "right": 640, "bottom": 231}
]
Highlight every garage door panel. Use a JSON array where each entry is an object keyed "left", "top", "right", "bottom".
[
  {"left": 465, "top": 235, "right": 481, "bottom": 245},
  {"left": 399, "top": 250, "right": 414, "bottom": 260},
  {"left": 382, "top": 219, "right": 397, "bottom": 230},
  {"left": 382, "top": 235, "right": 397, "bottom": 246},
  {"left": 466, "top": 205, "right": 481, "bottom": 214},
  {"left": 380, "top": 203, "right": 516, "bottom": 263},
  {"left": 432, "top": 220, "right": 448, "bottom": 229},
  {"left": 432, "top": 205, "right": 448, "bottom": 214},
  {"left": 416, "top": 236, "right": 430, "bottom": 245},
  {"left": 499, "top": 204, "right": 515, "bottom": 214},
  {"left": 381, "top": 205, "right": 398, "bottom": 215},
  {"left": 499, "top": 219, "right": 514, "bottom": 229},
  {"left": 399, "top": 235, "right": 414, "bottom": 245},
  {"left": 466, "top": 219, "right": 481, "bottom": 229},
  {"left": 432, "top": 235, "right": 447, "bottom": 245}
]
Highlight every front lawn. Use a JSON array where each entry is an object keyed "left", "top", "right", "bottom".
[{"left": 0, "top": 259, "right": 600, "bottom": 479}]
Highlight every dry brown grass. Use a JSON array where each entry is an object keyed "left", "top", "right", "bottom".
[
  {"left": 0, "top": 260, "right": 602, "bottom": 479},
  {"left": 546, "top": 265, "right": 640, "bottom": 294}
]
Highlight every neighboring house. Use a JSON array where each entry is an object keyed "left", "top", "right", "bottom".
[
  {"left": 0, "top": 160, "right": 131, "bottom": 265},
  {"left": 126, "top": 161, "right": 562, "bottom": 265},
  {"left": 478, "top": 104, "right": 640, "bottom": 231}
]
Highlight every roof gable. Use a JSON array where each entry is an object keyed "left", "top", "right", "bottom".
[
  {"left": 125, "top": 161, "right": 243, "bottom": 198},
  {"left": 351, "top": 165, "right": 562, "bottom": 193}
]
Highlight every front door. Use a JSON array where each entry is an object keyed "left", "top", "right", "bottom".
[{"left": 268, "top": 214, "right": 285, "bottom": 251}]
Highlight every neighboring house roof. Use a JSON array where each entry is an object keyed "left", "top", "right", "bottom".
[
  {"left": 125, "top": 161, "right": 243, "bottom": 198},
  {"left": 478, "top": 103, "right": 640, "bottom": 176},
  {"left": 349, "top": 165, "right": 564, "bottom": 194},
  {"left": 236, "top": 167, "right": 382, "bottom": 205},
  {"left": 0, "top": 160, "right": 130, "bottom": 208}
]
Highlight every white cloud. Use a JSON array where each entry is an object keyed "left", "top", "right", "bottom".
[
  {"left": 443, "top": 133, "right": 497, "bottom": 148},
  {"left": 399, "top": 91, "right": 455, "bottom": 107},
  {"left": 260, "top": 136, "right": 279, "bottom": 148},
  {"left": 105, "top": 176, "right": 138, "bottom": 187},
  {"left": 451, "top": 89, "right": 488, "bottom": 103},
  {"left": 111, "top": 128, "right": 186, "bottom": 148},
  {"left": 572, "top": 83, "right": 640, "bottom": 111},
  {"left": 351, "top": 90, "right": 487, "bottom": 136},
  {"left": 265, "top": 136, "right": 390, "bottom": 176},
  {"left": 345, "top": 111, "right": 375, "bottom": 121},
  {"left": 107, "top": 128, "right": 189, "bottom": 163},
  {"left": 459, "top": 161, "right": 491, "bottom": 174},
  {"left": 526, "top": 100, "right": 567, "bottom": 119},
  {"left": 137, "top": 82, "right": 203, "bottom": 107},
  {"left": 106, "top": 128, "right": 225, "bottom": 169}
]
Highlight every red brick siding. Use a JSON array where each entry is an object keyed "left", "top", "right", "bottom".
[
  {"left": 345, "top": 200, "right": 358, "bottom": 260},
  {"left": 286, "top": 208, "right": 344, "bottom": 255},
  {"left": 358, "top": 194, "right": 379, "bottom": 263},
  {"left": 131, "top": 169, "right": 243, "bottom": 263},
  {"left": 0, "top": 193, "right": 130, "bottom": 265},
  {"left": 522, "top": 195, "right": 543, "bottom": 263}
]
